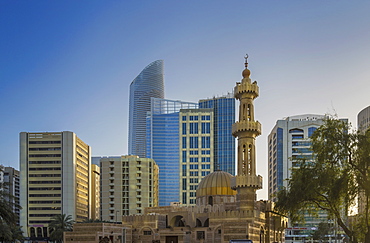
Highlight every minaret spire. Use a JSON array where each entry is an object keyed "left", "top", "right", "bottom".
[{"left": 231, "top": 54, "right": 263, "bottom": 211}]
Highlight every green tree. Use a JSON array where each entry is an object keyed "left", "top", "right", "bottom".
[
  {"left": 0, "top": 166, "right": 22, "bottom": 242},
  {"left": 311, "top": 222, "right": 331, "bottom": 242},
  {"left": 49, "top": 214, "right": 75, "bottom": 243},
  {"left": 275, "top": 118, "right": 370, "bottom": 243}
]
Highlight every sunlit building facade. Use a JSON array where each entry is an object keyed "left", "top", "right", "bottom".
[
  {"left": 199, "top": 94, "right": 235, "bottom": 175},
  {"left": 128, "top": 60, "right": 165, "bottom": 158},
  {"left": 20, "top": 131, "right": 91, "bottom": 241},
  {"left": 91, "top": 164, "right": 100, "bottom": 220},
  {"left": 100, "top": 155, "right": 158, "bottom": 221},
  {"left": 146, "top": 98, "right": 197, "bottom": 206}
]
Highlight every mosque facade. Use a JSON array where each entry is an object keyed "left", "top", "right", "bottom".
[{"left": 64, "top": 56, "right": 288, "bottom": 243}]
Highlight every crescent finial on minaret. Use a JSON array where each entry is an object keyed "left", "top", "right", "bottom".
[{"left": 244, "top": 54, "right": 249, "bottom": 67}]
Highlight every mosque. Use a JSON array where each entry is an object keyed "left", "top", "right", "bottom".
[{"left": 64, "top": 56, "right": 288, "bottom": 243}]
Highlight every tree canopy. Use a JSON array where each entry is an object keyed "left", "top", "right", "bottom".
[
  {"left": 0, "top": 166, "right": 24, "bottom": 242},
  {"left": 275, "top": 117, "right": 370, "bottom": 243}
]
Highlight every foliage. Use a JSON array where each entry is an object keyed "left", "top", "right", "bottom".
[
  {"left": 49, "top": 214, "right": 75, "bottom": 243},
  {"left": 0, "top": 166, "right": 23, "bottom": 242},
  {"left": 275, "top": 117, "right": 370, "bottom": 243},
  {"left": 311, "top": 222, "right": 331, "bottom": 241}
]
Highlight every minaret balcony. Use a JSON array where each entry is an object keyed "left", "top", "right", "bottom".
[
  {"left": 232, "top": 120, "right": 261, "bottom": 137},
  {"left": 231, "top": 174, "right": 263, "bottom": 190},
  {"left": 234, "top": 82, "right": 259, "bottom": 99}
]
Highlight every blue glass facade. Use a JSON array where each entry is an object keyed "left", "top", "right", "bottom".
[
  {"left": 129, "top": 60, "right": 164, "bottom": 158},
  {"left": 146, "top": 98, "right": 197, "bottom": 206},
  {"left": 199, "top": 95, "right": 236, "bottom": 175}
]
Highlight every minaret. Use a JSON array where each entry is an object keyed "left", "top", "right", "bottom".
[{"left": 231, "top": 54, "right": 263, "bottom": 211}]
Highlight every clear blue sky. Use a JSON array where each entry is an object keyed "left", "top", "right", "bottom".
[{"left": 2, "top": 1, "right": 370, "bottom": 199}]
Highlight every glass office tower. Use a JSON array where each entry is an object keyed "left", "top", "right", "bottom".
[
  {"left": 146, "top": 98, "right": 197, "bottom": 206},
  {"left": 199, "top": 94, "right": 236, "bottom": 175},
  {"left": 129, "top": 60, "right": 165, "bottom": 158}
]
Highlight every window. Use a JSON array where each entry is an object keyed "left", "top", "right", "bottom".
[
  {"left": 190, "top": 158, "right": 198, "bottom": 162},
  {"left": 190, "top": 150, "right": 198, "bottom": 155},
  {"left": 182, "top": 192, "right": 187, "bottom": 204},
  {"left": 190, "top": 123, "right": 198, "bottom": 134},
  {"left": 308, "top": 127, "right": 317, "bottom": 137},
  {"left": 182, "top": 179, "right": 187, "bottom": 190},
  {"left": 201, "top": 123, "right": 210, "bottom": 134},
  {"left": 143, "top": 231, "right": 152, "bottom": 235},
  {"left": 182, "top": 137, "right": 187, "bottom": 148},
  {"left": 190, "top": 164, "right": 198, "bottom": 169},
  {"left": 182, "top": 116, "right": 186, "bottom": 121},
  {"left": 190, "top": 171, "right": 198, "bottom": 176},
  {"left": 292, "top": 134, "right": 304, "bottom": 139},
  {"left": 201, "top": 157, "right": 210, "bottom": 162},
  {"left": 202, "top": 171, "right": 210, "bottom": 176},
  {"left": 182, "top": 151, "right": 187, "bottom": 162},
  {"left": 201, "top": 137, "right": 210, "bottom": 148},
  {"left": 201, "top": 150, "right": 210, "bottom": 155},
  {"left": 202, "top": 164, "right": 210, "bottom": 169},
  {"left": 190, "top": 137, "right": 198, "bottom": 148},
  {"left": 182, "top": 123, "right": 187, "bottom": 135},
  {"left": 190, "top": 116, "right": 198, "bottom": 121},
  {"left": 182, "top": 165, "right": 186, "bottom": 176},
  {"left": 201, "top": 115, "right": 210, "bottom": 120}
]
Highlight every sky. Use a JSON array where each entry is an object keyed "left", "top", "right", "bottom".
[{"left": 1, "top": 1, "right": 370, "bottom": 199}]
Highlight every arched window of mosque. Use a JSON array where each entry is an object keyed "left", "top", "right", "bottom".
[{"left": 208, "top": 196, "right": 213, "bottom": 206}]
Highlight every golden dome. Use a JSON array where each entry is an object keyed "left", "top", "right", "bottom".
[
  {"left": 196, "top": 170, "right": 236, "bottom": 197},
  {"left": 242, "top": 68, "right": 251, "bottom": 78}
]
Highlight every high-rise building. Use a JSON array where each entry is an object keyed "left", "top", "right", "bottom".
[
  {"left": 268, "top": 114, "right": 334, "bottom": 242},
  {"left": 268, "top": 114, "right": 326, "bottom": 200},
  {"left": 179, "top": 108, "right": 214, "bottom": 206},
  {"left": 91, "top": 164, "right": 100, "bottom": 221},
  {"left": 99, "top": 155, "right": 158, "bottom": 221},
  {"left": 20, "top": 131, "right": 91, "bottom": 240},
  {"left": 129, "top": 60, "right": 165, "bottom": 158},
  {"left": 146, "top": 98, "right": 197, "bottom": 206},
  {"left": 199, "top": 94, "right": 236, "bottom": 175},
  {"left": 0, "top": 166, "right": 20, "bottom": 225}
]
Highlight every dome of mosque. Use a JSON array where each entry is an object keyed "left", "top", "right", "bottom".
[{"left": 196, "top": 170, "right": 236, "bottom": 197}]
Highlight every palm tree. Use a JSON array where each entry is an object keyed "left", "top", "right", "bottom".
[{"left": 49, "top": 214, "right": 74, "bottom": 243}]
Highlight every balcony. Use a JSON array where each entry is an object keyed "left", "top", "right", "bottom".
[{"left": 232, "top": 120, "right": 261, "bottom": 137}]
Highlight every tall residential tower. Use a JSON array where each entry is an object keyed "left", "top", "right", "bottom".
[
  {"left": 20, "top": 131, "right": 91, "bottom": 241},
  {"left": 129, "top": 60, "right": 165, "bottom": 158}
]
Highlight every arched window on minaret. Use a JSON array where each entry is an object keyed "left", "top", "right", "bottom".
[
  {"left": 247, "top": 104, "right": 251, "bottom": 121},
  {"left": 242, "top": 104, "right": 246, "bottom": 120},
  {"left": 242, "top": 144, "right": 246, "bottom": 175},
  {"left": 248, "top": 144, "right": 252, "bottom": 175}
]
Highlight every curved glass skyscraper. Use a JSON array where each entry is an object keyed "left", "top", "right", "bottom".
[{"left": 129, "top": 60, "right": 165, "bottom": 158}]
